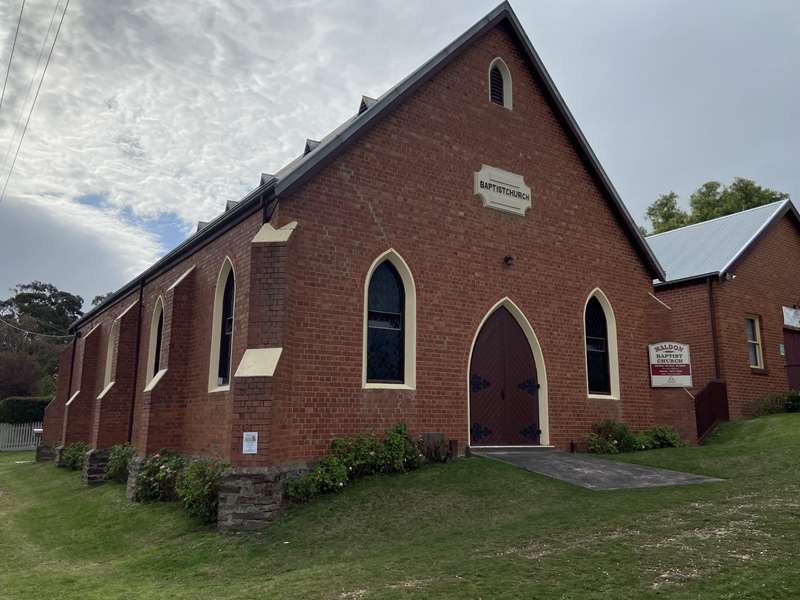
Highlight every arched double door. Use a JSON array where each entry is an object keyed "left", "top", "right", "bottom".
[{"left": 469, "top": 306, "right": 540, "bottom": 446}]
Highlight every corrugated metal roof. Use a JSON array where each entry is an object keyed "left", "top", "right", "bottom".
[{"left": 646, "top": 200, "right": 793, "bottom": 284}]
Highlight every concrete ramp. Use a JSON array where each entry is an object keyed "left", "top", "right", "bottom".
[{"left": 471, "top": 448, "right": 721, "bottom": 490}]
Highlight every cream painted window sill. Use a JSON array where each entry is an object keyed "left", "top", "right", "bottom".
[
  {"left": 587, "top": 393, "right": 619, "bottom": 401},
  {"left": 209, "top": 385, "right": 231, "bottom": 394},
  {"left": 144, "top": 369, "right": 167, "bottom": 393},
  {"left": 363, "top": 383, "right": 415, "bottom": 390},
  {"left": 96, "top": 381, "right": 115, "bottom": 400}
]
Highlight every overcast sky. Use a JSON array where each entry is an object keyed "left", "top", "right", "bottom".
[{"left": 0, "top": 0, "right": 797, "bottom": 307}]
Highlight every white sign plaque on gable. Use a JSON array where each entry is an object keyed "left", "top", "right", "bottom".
[
  {"left": 648, "top": 342, "right": 692, "bottom": 388},
  {"left": 242, "top": 431, "right": 258, "bottom": 455},
  {"left": 783, "top": 306, "right": 800, "bottom": 330},
  {"left": 473, "top": 164, "right": 532, "bottom": 216}
]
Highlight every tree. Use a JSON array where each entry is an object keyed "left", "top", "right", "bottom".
[
  {"left": 645, "top": 192, "right": 690, "bottom": 234},
  {"left": 0, "top": 282, "right": 83, "bottom": 398},
  {"left": 0, "top": 282, "right": 83, "bottom": 335},
  {"left": 644, "top": 178, "right": 790, "bottom": 234},
  {"left": 0, "top": 352, "right": 43, "bottom": 399},
  {"left": 92, "top": 292, "right": 115, "bottom": 307},
  {"left": 690, "top": 178, "right": 788, "bottom": 222}
]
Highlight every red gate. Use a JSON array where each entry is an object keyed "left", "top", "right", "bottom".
[
  {"left": 469, "top": 307, "right": 540, "bottom": 445},
  {"left": 784, "top": 330, "right": 800, "bottom": 391},
  {"left": 695, "top": 380, "right": 729, "bottom": 441}
]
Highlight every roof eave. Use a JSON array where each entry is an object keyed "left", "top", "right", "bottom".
[{"left": 653, "top": 271, "right": 721, "bottom": 289}]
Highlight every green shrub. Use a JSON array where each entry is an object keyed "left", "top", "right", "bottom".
[
  {"left": 640, "top": 425, "right": 685, "bottom": 449},
  {"left": 105, "top": 443, "right": 136, "bottom": 483},
  {"left": 286, "top": 423, "right": 423, "bottom": 504},
  {"left": 584, "top": 432, "right": 619, "bottom": 454},
  {"left": 310, "top": 455, "right": 349, "bottom": 493},
  {"left": 330, "top": 433, "right": 384, "bottom": 478},
  {"left": 286, "top": 473, "right": 318, "bottom": 503},
  {"left": 0, "top": 396, "right": 51, "bottom": 424},
  {"left": 585, "top": 421, "right": 684, "bottom": 454},
  {"left": 754, "top": 391, "right": 800, "bottom": 416},
  {"left": 61, "top": 442, "right": 89, "bottom": 470},
  {"left": 585, "top": 420, "right": 638, "bottom": 454},
  {"left": 381, "top": 423, "right": 423, "bottom": 472},
  {"left": 133, "top": 450, "right": 185, "bottom": 503},
  {"left": 176, "top": 459, "right": 229, "bottom": 524}
]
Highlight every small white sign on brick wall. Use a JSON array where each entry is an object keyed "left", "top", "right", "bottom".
[{"left": 242, "top": 431, "right": 258, "bottom": 454}]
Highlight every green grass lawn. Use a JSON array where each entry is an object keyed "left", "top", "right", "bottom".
[{"left": 2, "top": 415, "right": 800, "bottom": 599}]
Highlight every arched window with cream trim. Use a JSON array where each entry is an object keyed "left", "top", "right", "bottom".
[
  {"left": 146, "top": 297, "right": 165, "bottom": 384},
  {"left": 363, "top": 249, "right": 416, "bottom": 389},
  {"left": 583, "top": 289, "right": 620, "bottom": 399},
  {"left": 103, "top": 319, "right": 120, "bottom": 389},
  {"left": 488, "top": 57, "right": 512, "bottom": 109},
  {"left": 209, "top": 258, "right": 236, "bottom": 391}
]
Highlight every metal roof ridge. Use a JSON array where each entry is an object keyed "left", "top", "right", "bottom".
[{"left": 645, "top": 199, "right": 788, "bottom": 240}]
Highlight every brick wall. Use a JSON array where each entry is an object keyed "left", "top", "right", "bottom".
[
  {"left": 714, "top": 215, "right": 800, "bottom": 417},
  {"left": 263, "top": 23, "right": 660, "bottom": 463},
  {"left": 48, "top": 21, "right": 687, "bottom": 466},
  {"left": 653, "top": 214, "right": 800, "bottom": 425}
]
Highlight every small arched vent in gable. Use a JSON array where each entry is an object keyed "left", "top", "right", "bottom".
[{"left": 488, "top": 58, "right": 512, "bottom": 109}]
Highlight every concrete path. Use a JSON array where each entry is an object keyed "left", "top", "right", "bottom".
[{"left": 471, "top": 448, "right": 722, "bottom": 490}]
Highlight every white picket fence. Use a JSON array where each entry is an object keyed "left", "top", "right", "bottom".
[{"left": 0, "top": 422, "right": 42, "bottom": 451}]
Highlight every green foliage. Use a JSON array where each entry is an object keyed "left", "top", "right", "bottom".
[
  {"left": 133, "top": 450, "right": 186, "bottom": 503},
  {"left": 584, "top": 432, "right": 618, "bottom": 454},
  {"left": 585, "top": 420, "right": 638, "bottom": 454},
  {"left": 0, "top": 353, "right": 45, "bottom": 400},
  {"left": 0, "top": 396, "right": 50, "bottom": 424},
  {"left": 309, "top": 455, "right": 349, "bottom": 493},
  {"left": 645, "top": 192, "right": 690, "bottom": 235},
  {"left": 0, "top": 281, "right": 83, "bottom": 399},
  {"left": 754, "top": 391, "right": 800, "bottom": 416},
  {"left": 645, "top": 178, "right": 790, "bottom": 234},
  {"left": 91, "top": 292, "right": 115, "bottom": 307},
  {"left": 585, "top": 421, "right": 684, "bottom": 454},
  {"left": 105, "top": 443, "right": 136, "bottom": 483},
  {"left": 176, "top": 459, "right": 229, "bottom": 524},
  {"left": 61, "top": 442, "right": 89, "bottom": 470},
  {"left": 286, "top": 423, "right": 423, "bottom": 504},
  {"left": 381, "top": 423, "right": 423, "bottom": 472},
  {"left": 0, "top": 281, "right": 83, "bottom": 335},
  {"left": 690, "top": 178, "right": 788, "bottom": 223},
  {"left": 635, "top": 426, "right": 687, "bottom": 450},
  {"left": 330, "top": 433, "right": 384, "bottom": 477}
]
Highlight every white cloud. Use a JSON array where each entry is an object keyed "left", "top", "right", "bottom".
[{"left": 0, "top": 192, "right": 162, "bottom": 304}]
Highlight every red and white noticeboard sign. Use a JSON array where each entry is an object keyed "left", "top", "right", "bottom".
[{"left": 649, "top": 342, "right": 692, "bottom": 387}]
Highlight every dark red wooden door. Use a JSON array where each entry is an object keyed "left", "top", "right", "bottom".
[
  {"left": 785, "top": 330, "right": 800, "bottom": 391},
  {"left": 469, "top": 307, "right": 540, "bottom": 445}
]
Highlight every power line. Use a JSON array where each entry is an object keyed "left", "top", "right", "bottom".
[
  {"left": 0, "top": 0, "right": 59, "bottom": 177},
  {"left": 0, "top": 0, "right": 69, "bottom": 205},
  {"left": 0, "top": 315, "right": 73, "bottom": 339},
  {"left": 0, "top": 0, "right": 25, "bottom": 117}
]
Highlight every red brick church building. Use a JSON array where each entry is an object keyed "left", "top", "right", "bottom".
[{"left": 40, "top": 3, "right": 799, "bottom": 527}]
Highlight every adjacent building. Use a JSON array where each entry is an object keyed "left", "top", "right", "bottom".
[{"left": 647, "top": 200, "right": 800, "bottom": 421}]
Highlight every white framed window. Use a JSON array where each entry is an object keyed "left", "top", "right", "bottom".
[
  {"left": 103, "top": 319, "right": 120, "bottom": 389},
  {"left": 488, "top": 57, "right": 512, "bottom": 109},
  {"left": 146, "top": 297, "right": 165, "bottom": 386},
  {"left": 745, "top": 316, "right": 764, "bottom": 368},
  {"left": 208, "top": 258, "right": 236, "bottom": 392},
  {"left": 583, "top": 288, "right": 620, "bottom": 399},
  {"left": 362, "top": 249, "right": 416, "bottom": 389}
]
